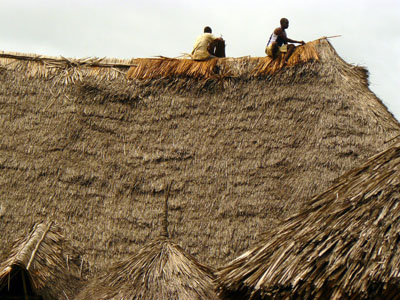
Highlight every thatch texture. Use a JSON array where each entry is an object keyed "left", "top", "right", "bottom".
[
  {"left": 75, "top": 237, "right": 218, "bottom": 300},
  {"left": 0, "top": 38, "right": 399, "bottom": 278},
  {"left": 217, "top": 143, "right": 400, "bottom": 300},
  {"left": 0, "top": 223, "right": 82, "bottom": 300}
]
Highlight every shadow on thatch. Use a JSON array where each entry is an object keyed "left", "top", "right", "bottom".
[
  {"left": 0, "top": 223, "right": 83, "bottom": 300},
  {"left": 217, "top": 144, "right": 400, "bottom": 300}
]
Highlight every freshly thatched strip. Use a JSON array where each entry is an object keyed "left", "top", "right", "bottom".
[
  {"left": 75, "top": 237, "right": 219, "bottom": 300},
  {"left": 217, "top": 144, "right": 400, "bottom": 300},
  {"left": 126, "top": 41, "right": 319, "bottom": 80},
  {"left": 0, "top": 223, "right": 83, "bottom": 300}
]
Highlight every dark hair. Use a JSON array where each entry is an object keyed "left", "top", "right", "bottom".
[
  {"left": 280, "top": 18, "right": 289, "bottom": 26},
  {"left": 204, "top": 26, "right": 212, "bottom": 33}
]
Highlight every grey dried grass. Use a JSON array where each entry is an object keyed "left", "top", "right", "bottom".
[{"left": 217, "top": 144, "right": 400, "bottom": 300}]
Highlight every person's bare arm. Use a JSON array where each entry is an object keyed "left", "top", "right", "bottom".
[
  {"left": 287, "top": 38, "right": 305, "bottom": 45},
  {"left": 275, "top": 27, "right": 305, "bottom": 45}
]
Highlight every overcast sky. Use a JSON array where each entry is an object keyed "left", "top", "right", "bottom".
[{"left": 1, "top": 0, "right": 399, "bottom": 119}]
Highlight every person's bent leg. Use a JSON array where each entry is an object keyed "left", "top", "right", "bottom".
[{"left": 271, "top": 42, "right": 279, "bottom": 59}]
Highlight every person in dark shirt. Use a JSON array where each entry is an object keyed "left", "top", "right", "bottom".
[{"left": 265, "top": 18, "right": 305, "bottom": 61}]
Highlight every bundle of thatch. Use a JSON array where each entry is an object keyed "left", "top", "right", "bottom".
[
  {"left": 0, "top": 223, "right": 82, "bottom": 300},
  {"left": 217, "top": 143, "right": 400, "bottom": 300},
  {"left": 75, "top": 237, "right": 218, "bottom": 300}
]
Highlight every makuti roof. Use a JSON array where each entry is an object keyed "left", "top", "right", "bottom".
[{"left": 0, "top": 38, "right": 399, "bottom": 276}]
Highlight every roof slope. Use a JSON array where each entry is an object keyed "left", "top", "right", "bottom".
[
  {"left": 0, "top": 223, "right": 82, "bottom": 300},
  {"left": 75, "top": 237, "right": 219, "bottom": 300},
  {"left": 217, "top": 144, "right": 400, "bottom": 300},
  {"left": 0, "top": 38, "right": 399, "bottom": 275}
]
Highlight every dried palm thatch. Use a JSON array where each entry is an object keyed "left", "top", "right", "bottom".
[
  {"left": 217, "top": 143, "right": 400, "bottom": 300},
  {"left": 126, "top": 41, "right": 319, "bottom": 80},
  {"left": 0, "top": 37, "right": 399, "bottom": 280},
  {"left": 0, "top": 223, "right": 83, "bottom": 300}
]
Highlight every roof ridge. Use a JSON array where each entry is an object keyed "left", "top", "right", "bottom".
[{"left": 0, "top": 51, "right": 135, "bottom": 68}]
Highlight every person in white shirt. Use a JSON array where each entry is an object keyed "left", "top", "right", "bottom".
[
  {"left": 265, "top": 18, "right": 305, "bottom": 61},
  {"left": 192, "top": 26, "right": 225, "bottom": 60}
]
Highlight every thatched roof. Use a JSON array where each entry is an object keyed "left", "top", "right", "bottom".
[
  {"left": 0, "top": 223, "right": 83, "bottom": 300},
  {"left": 217, "top": 143, "right": 400, "bottom": 300},
  {"left": 0, "top": 38, "right": 399, "bottom": 277},
  {"left": 75, "top": 237, "right": 218, "bottom": 300}
]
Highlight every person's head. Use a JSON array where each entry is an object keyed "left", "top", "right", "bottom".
[
  {"left": 204, "top": 26, "right": 212, "bottom": 33},
  {"left": 280, "top": 18, "right": 289, "bottom": 29}
]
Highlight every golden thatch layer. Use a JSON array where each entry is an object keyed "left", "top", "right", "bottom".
[
  {"left": 0, "top": 38, "right": 398, "bottom": 280},
  {"left": 217, "top": 144, "right": 400, "bottom": 300},
  {"left": 75, "top": 237, "right": 218, "bottom": 300},
  {"left": 252, "top": 41, "right": 319, "bottom": 76},
  {"left": 126, "top": 57, "right": 221, "bottom": 80},
  {"left": 0, "top": 223, "right": 82, "bottom": 300},
  {"left": 126, "top": 41, "right": 319, "bottom": 80}
]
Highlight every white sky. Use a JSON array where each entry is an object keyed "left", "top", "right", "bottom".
[{"left": 1, "top": 0, "right": 399, "bottom": 119}]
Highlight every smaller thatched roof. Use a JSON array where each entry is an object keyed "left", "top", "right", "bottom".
[
  {"left": 0, "top": 222, "right": 83, "bottom": 300},
  {"left": 217, "top": 143, "right": 400, "bottom": 300},
  {"left": 75, "top": 237, "right": 219, "bottom": 300}
]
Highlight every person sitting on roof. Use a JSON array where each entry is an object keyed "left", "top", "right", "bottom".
[
  {"left": 265, "top": 18, "right": 305, "bottom": 62},
  {"left": 191, "top": 26, "right": 226, "bottom": 61}
]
